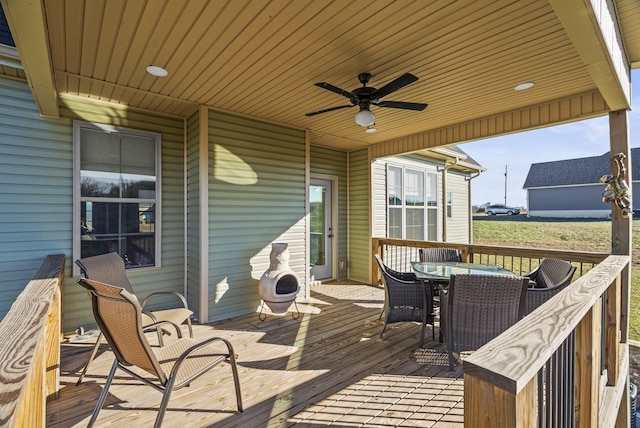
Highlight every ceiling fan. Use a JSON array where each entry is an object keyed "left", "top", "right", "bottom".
[{"left": 305, "top": 72, "right": 428, "bottom": 129}]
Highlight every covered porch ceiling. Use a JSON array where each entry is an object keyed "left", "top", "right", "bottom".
[{"left": 2, "top": 0, "right": 639, "bottom": 153}]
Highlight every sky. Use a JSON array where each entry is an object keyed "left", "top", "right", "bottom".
[{"left": 460, "top": 69, "right": 640, "bottom": 208}]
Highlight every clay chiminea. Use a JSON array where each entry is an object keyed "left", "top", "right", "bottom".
[{"left": 258, "top": 242, "right": 300, "bottom": 320}]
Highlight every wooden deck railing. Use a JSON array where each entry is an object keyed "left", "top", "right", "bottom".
[
  {"left": 371, "top": 238, "right": 609, "bottom": 283},
  {"left": 372, "top": 238, "right": 628, "bottom": 426},
  {"left": 0, "top": 254, "right": 65, "bottom": 428},
  {"left": 465, "top": 255, "right": 629, "bottom": 427}
]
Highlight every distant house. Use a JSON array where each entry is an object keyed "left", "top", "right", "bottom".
[{"left": 523, "top": 149, "right": 640, "bottom": 218}]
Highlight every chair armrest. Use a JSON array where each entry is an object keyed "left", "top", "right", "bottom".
[
  {"left": 171, "top": 337, "right": 238, "bottom": 388},
  {"left": 525, "top": 266, "right": 539, "bottom": 281},
  {"left": 142, "top": 320, "right": 183, "bottom": 338},
  {"left": 141, "top": 291, "right": 189, "bottom": 309}
]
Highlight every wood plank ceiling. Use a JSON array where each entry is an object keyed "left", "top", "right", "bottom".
[{"left": 7, "top": 0, "right": 638, "bottom": 150}]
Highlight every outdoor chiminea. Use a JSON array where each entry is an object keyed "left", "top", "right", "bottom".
[{"left": 258, "top": 242, "right": 300, "bottom": 320}]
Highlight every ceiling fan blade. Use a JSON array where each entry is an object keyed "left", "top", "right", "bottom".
[
  {"left": 377, "top": 101, "right": 428, "bottom": 111},
  {"left": 372, "top": 73, "right": 419, "bottom": 100},
  {"left": 305, "top": 104, "right": 354, "bottom": 117},
  {"left": 315, "top": 82, "right": 356, "bottom": 100}
]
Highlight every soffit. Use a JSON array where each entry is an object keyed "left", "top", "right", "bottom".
[
  {"left": 11, "top": 0, "right": 638, "bottom": 150},
  {"left": 617, "top": 0, "right": 640, "bottom": 67}
]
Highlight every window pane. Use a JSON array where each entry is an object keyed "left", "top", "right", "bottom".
[
  {"left": 388, "top": 166, "right": 402, "bottom": 206},
  {"left": 406, "top": 208, "right": 424, "bottom": 239},
  {"left": 122, "top": 173, "right": 156, "bottom": 199},
  {"left": 80, "top": 172, "right": 121, "bottom": 198},
  {"left": 309, "top": 185, "right": 326, "bottom": 266},
  {"left": 81, "top": 201, "right": 155, "bottom": 267},
  {"left": 121, "top": 134, "right": 156, "bottom": 176},
  {"left": 426, "top": 208, "right": 437, "bottom": 240},
  {"left": 426, "top": 173, "right": 438, "bottom": 207},
  {"left": 405, "top": 169, "right": 424, "bottom": 206},
  {"left": 81, "top": 128, "right": 120, "bottom": 173},
  {"left": 388, "top": 207, "right": 402, "bottom": 238}
]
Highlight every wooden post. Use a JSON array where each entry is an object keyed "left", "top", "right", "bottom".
[
  {"left": 608, "top": 110, "right": 631, "bottom": 340},
  {"left": 608, "top": 110, "right": 631, "bottom": 428}
]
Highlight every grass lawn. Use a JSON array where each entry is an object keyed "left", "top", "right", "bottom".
[{"left": 472, "top": 215, "right": 640, "bottom": 340}]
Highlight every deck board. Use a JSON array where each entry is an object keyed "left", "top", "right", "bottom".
[{"left": 47, "top": 282, "right": 464, "bottom": 427}]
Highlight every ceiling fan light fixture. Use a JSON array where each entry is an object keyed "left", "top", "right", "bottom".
[
  {"left": 365, "top": 125, "right": 376, "bottom": 133},
  {"left": 355, "top": 108, "right": 375, "bottom": 127},
  {"left": 146, "top": 65, "right": 168, "bottom": 77}
]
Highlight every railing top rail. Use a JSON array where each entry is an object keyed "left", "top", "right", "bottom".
[
  {"left": 372, "top": 238, "right": 610, "bottom": 264},
  {"left": 0, "top": 254, "right": 65, "bottom": 425},
  {"left": 463, "top": 254, "right": 628, "bottom": 394}
]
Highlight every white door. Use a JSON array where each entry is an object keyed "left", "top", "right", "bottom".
[{"left": 310, "top": 179, "right": 333, "bottom": 280}]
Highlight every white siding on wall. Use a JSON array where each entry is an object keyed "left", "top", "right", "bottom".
[
  {"left": 206, "top": 110, "right": 306, "bottom": 322},
  {"left": 445, "top": 172, "right": 470, "bottom": 243},
  {"left": 371, "top": 160, "right": 387, "bottom": 238},
  {"left": 372, "top": 155, "right": 463, "bottom": 243}
]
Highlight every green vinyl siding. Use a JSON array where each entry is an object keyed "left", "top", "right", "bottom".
[
  {"left": 348, "top": 149, "right": 371, "bottom": 283},
  {"left": 57, "top": 96, "right": 185, "bottom": 332},
  {"left": 186, "top": 111, "right": 201, "bottom": 315},
  {"left": 310, "top": 145, "right": 348, "bottom": 279},
  {"left": 0, "top": 78, "right": 72, "bottom": 323},
  {"left": 206, "top": 110, "right": 306, "bottom": 321}
]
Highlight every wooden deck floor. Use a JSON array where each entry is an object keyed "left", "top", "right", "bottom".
[{"left": 47, "top": 282, "right": 464, "bottom": 427}]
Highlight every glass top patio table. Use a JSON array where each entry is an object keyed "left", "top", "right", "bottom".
[{"left": 411, "top": 261, "right": 517, "bottom": 282}]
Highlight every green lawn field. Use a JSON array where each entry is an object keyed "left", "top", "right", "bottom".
[{"left": 472, "top": 215, "right": 640, "bottom": 340}]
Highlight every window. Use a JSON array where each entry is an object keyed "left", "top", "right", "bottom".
[
  {"left": 74, "top": 121, "right": 161, "bottom": 269},
  {"left": 387, "top": 164, "right": 438, "bottom": 240},
  {"left": 446, "top": 192, "right": 452, "bottom": 218}
]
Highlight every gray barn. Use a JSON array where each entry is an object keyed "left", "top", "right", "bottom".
[{"left": 523, "top": 149, "right": 639, "bottom": 218}]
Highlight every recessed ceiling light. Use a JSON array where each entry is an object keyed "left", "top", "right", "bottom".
[
  {"left": 514, "top": 82, "right": 534, "bottom": 91},
  {"left": 146, "top": 65, "right": 168, "bottom": 77}
]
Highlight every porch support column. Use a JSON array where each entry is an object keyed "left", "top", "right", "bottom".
[
  {"left": 608, "top": 110, "right": 631, "bottom": 340},
  {"left": 608, "top": 109, "right": 631, "bottom": 428}
]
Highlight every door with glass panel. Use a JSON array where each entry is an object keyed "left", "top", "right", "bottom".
[{"left": 310, "top": 179, "right": 333, "bottom": 280}]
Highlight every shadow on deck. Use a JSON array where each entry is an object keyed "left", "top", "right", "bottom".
[{"left": 47, "top": 281, "right": 464, "bottom": 427}]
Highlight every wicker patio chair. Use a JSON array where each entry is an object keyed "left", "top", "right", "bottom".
[
  {"left": 524, "top": 258, "right": 576, "bottom": 315},
  {"left": 418, "top": 247, "right": 463, "bottom": 262},
  {"left": 74, "top": 252, "right": 193, "bottom": 384},
  {"left": 417, "top": 247, "right": 463, "bottom": 316},
  {"left": 77, "top": 278, "right": 242, "bottom": 427},
  {"left": 373, "top": 255, "right": 432, "bottom": 346},
  {"left": 440, "top": 273, "right": 529, "bottom": 371}
]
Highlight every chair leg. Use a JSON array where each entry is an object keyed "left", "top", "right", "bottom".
[
  {"left": 155, "top": 379, "right": 176, "bottom": 428},
  {"left": 88, "top": 358, "right": 118, "bottom": 428},
  {"left": 186, "top": 317, "right": 193, "bottom": 338},
  {"left": 380, "top": 320, "right": 389, "bottom": 338},
  {"left": 228, "top": 349, "right": 243, "bottom": 412},
  {"left": 77, "top": 331, "right": 104, "bottom": 385}
]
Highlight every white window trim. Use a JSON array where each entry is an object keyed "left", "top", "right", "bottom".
[
  {"left": 386, "top": 163, "right": 438, "bottom": 240},
  {"left": 72, "top": 120, "right": 162, "bottom": 275}
]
